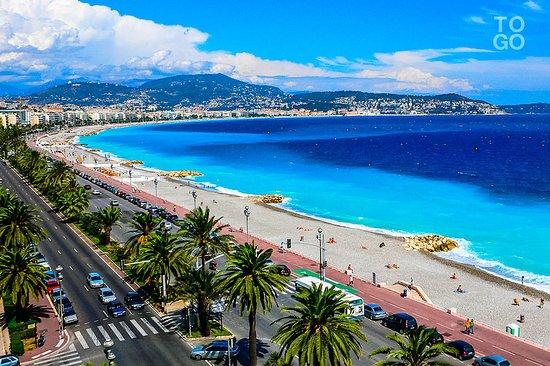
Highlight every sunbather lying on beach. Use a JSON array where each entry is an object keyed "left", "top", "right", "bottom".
[{"left": 385, "top": 263, "right": 399, "bottom": 269}]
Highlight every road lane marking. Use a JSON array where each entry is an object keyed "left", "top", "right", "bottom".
[
  {"left": 525, "top": 359, "right": 542, "bottom": 365},
  {"left": 57, "top": 250, "right": 61, "bottom": 255},
  {"left": 86, "top": 263, "right": 92, "bottom": 268},
  {"left": 74, "top": 330, "right": 89, "bottom": 349},
  {"left": 86, "top": 328, "right": 101, "bottom": 346},
  {"left": 492, "top": 345, "right": 516, "bottom": 355},
  {"left": 54, "top": 225, "right": 58, "bottom": 229},
  {"left": 97, "top": 325, "right": 109, "bottom": 341},
  {"left": 63, "top": 235, "right": 67, "bottom": 240},
  {"left": 141, "top": 318, "right": 158, "bottom": 334},
  {"left": 119, "top": 321, "right": 137, "bottom": 339},
  {"left": 130, "top": 319, "right": 148, "bottom": 336},
  {"left": 152, "top": 317, "right": 170, "bottom": 332},
  {"left": 48, "top": 238, "right": 52, "bottom": 242},
  {"left": 73, "top": 247, "right": 78, "bottom": 253},
  {"left": 467, "top": 335, "right": 484, "bottom": 343},
  {"left": 102, "top": 310, "right": 109, "bottom": 318},
  {"left": 83, "top": 286, "right": 89, "bottom": 292},
  {"left": 108, "top": 323, "right": 125, "bottom": 341},
  {"left": 69, "top": 265, "right": 74, "bottom": 270}
]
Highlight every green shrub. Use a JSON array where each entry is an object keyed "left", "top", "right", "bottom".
[
  {"left": 10, "top": 334, "right": 24, "bottom": 355},
  {"left": 18, "top": 327, "right": 37, "bottom": 340}
]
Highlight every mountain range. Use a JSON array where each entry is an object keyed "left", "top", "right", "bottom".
[{"left": 23, "top": 73, "right": 510, "bottom": 114}]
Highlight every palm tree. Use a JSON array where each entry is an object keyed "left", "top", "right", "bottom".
[
  {"left": 272, "top": 285, "right": 367, "bottom": 366},
  {"left": 0, "top": 199, "right": 47, "bottom": 250},
  {"left": 94, "top": 206, "right": 122, "bottom": 247},
  {"left": 0, "top": 247, "right": 47, "bottom": 317},
  {"left": 134, "top": 232, "right": 188, "bottom": 306},
  {"left": 125, "top": 212, "right": 162, "bottom": 257},
  {"left": 177, "top": 267, "right": 221, "bottom": 336},
  {"left": 369, "top": 326, "right": 455, "bottom": 366},
  {"left": 265, "top": 352, "right": 292, "bottom": 366},
  {"left": 19, "top": 149, "right": 46, "bottom": 182},
  {"left": 40, "top": 160, "right": 74, "bottom": 192},
  {"left": 58, "top": 186, "right": 89, "bottom": 221},
  {"left": 0, "top": 187, "right": 17, "bottom": 209},
  {"left": 217, "top": 243, "right": 288, "bottom": 366},
  {"left": 178, "top": 207, "right": 233, "bottom": 272}
]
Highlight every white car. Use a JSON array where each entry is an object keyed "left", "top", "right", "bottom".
[
  {"left": 164, "top": 222, "right": 172, "bottom": 230},
  {"left": 92, "top": 189, "right": 100, "bottom": 195},
  {"left": 110, "top": 199, "right": 119, "bottom": 206},
  {"left": 63, "top": 308, "right": 78, "bottom": 325},
  {"left": 98, "top": 287, "right": 116, "bottom": 304}
]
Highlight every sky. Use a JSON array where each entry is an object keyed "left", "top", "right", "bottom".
[{"left": 0, "top": 0, "right": 549, "bottom": 104}]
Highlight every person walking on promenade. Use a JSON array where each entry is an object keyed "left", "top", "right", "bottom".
[
  {"left": 464, "top": 318, "right": 471, "bottom": 334},
  {"left": 345, "top": 264, "right": 354, "bottom": 287},
  {"left": 173, "top": 204, "right": 176, "bottom": 213},
  {"left": 470, "top": 318, "right": 475, "bottom": 334},
  {"left": 540, "top": 298, "right": 545, "bottom": 309}
]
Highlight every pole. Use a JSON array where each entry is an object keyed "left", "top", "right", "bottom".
[
  {"left": 162, "top": 274, "right": 167, "bottom": 312},
  {"left": 188, "top": 307, "right": 192, "bottom": 336},
  {"left": 322, "top": 232, "right": 326, "bottom": 281},
  {"left": 318, "top": 228, "right": 323, "bottom": 280},
  {"left": 58, "top": 280, "right": 63, "bottom": 339},
  {"left": 154, "top": 178, "right": 158, "bottom": 197},
  {"left": 244, "top": 206, "right": 250, "bottom": 242}
]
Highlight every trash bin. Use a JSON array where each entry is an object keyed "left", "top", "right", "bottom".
[{"left": 506, "top": 323, "right": 520, "bottom": 337}]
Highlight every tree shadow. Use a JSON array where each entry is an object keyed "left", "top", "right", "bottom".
[
  {"left": 227, "top": 338, "right": 271, "bottom": 366},
  {"left": 24, "top": 304, "right": 53, "bottom": 322}
]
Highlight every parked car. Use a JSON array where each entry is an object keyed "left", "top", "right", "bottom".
[
  {"left": 0, "top": 355, "right": 20, "bottom": 366},
  {"left": 87, "top": 272, "right": 104, "bottom": 288},
  {"left": 473, "top": 355, "right": 510, "bottom": 366},
  {"left": 381, "top": 312, "right": 418, "bottom": 333},
  {"left": 92, "top": 189, "right": 100, "bottom": 195},
  {"left": 190, "top": 340, "right": 240, "bottom": 360},
  {"left": 427, "top": 328, "right": 444, "bottom": 345},
  {"left": 364, "top": 303, "right": 387, "bottom": 320},
  {"left": 163, "top": 222, "right": 172, "bottom": 230},
  {"left": 124, "top": 291, "right": 145, "bottom": 310},
  {"left": 83, "top": 184, "right": 91, "bottom": 190},
  {"left": 45, "top": 278, "right": 60, "bottom": 294},
  {"left": 110, "top": 199, "right": 119, "bottom": 206},
  {"left": 63, "top": 308, "right": 78, "bottom": 325},
  {"left": 98, "top": 287, "right": 117, "bottom": 304},
  {"left": 55, "top": 296, "right": 74, "bottom": 313},
  {"left": 275, "top": 264, "right": 291, "bottom": 276},
  {"left": 50, "top": 288, "right": 65, "bottom": 303},
  {"left": 446, "top": 340, "right": 475, "bottom": 360},
  {"left": 107, "top": 301, "right": 126, "bottom": 317}
]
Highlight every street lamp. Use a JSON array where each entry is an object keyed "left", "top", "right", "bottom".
[
  {"left": 128, "top": 169, "right": 133, "bottom": 188},
  {"left": 154, "top": 177, "right": 159, "bottom": 197},
  {"left": 243, "top": 206, "right": 250, "bottom": 241},
  {"left": 55, "top": 265, "right": 64, "bottom": 339},
  {"left": 191, "top": 190, "right": 197, "bottom": 209},
  {"left": 103, "top": 338, "right": 116, "bottom": 365},
  {"left": 317, "top": 228, "right": 326, "bottom": 281}
]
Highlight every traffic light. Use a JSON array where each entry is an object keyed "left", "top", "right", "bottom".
[{"left": 286, "top": 238, "right": 292, "bottom": 249}]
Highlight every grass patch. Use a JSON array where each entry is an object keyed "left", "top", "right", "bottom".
[{"left": 187, "top": 322, "right": 232, "bottom": 339}]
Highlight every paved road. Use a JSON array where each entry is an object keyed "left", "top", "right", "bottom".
[
  {"left": 76, "top": 173, "right": 466, "bottom": 366},
  {"left": 0, "top": 162, "right": 204, "bottom": 366}
]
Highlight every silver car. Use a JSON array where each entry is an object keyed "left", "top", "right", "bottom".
[
  {"left": 98, "top": 287, "right": 116, "bottom": 304},
  {"left": 364, "top": 303, "right": 387, "bottom": 320}
]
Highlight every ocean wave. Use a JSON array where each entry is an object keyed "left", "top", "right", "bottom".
[{"left": 437, "top": 239, "right": 550, "bottom": 293}]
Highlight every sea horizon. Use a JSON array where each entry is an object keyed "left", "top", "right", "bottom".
[{"left": 78, "top": 115, "right": 550, "bottom": 292}]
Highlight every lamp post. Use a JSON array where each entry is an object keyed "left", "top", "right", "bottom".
[
  {"left": 317, "top": 228, "right": 326, "bottom": 281},
  {"left": 243, "top": 206, "right": 250, "bottom": 242},
  {"left": 128, "top": 169, "right": 133, "bottom": 188},
  {"left": 154, "top": 177, "right": 159, "bottom": 197},
  {"left": 103, "top": 338, "right": 116, "bottom": 365},
  {"left": 191, "top": 190, "right": 197, "bottom": 209},
  {"left": 55, "top": 265, "right": 64, "bottom": 339}
]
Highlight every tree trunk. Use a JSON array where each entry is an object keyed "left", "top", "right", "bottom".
[
  {"left": 248, "top": 306, "right": 257, "bottom": 366},
  {"left": 198, "top": 295, "right": 210, "bottom": 336},
  {"left": 104, "top": 227, "right": 112, "bottom": 246},
  {"left": 201, "top": 253, "right": 206, "bottom": 273}
]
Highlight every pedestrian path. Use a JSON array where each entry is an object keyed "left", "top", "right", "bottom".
[
  {"left": 29, "top": 344, "right": 82, "bottom": 366},
  {"left": 72, "top": 316, "right": 169, "bottom": 350}
]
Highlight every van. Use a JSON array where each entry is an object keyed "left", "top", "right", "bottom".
[{"left": 381, "top": 312, "right": 418, "bottom": 333}]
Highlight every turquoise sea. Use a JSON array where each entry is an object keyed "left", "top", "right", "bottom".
[{"left": 79, "top": 115, "right": 550, "bottom": 291}]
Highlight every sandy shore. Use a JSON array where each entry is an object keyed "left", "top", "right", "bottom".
[{"left": 38, "top": 124, "right": 550, "bottom": 347}]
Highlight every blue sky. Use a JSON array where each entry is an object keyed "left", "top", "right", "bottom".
[{"left": 1, "top": 0, "right": 549, "bottom": 104}]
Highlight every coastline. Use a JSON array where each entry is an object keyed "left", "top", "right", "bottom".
[{"left": 39, "top": 123, "right": 550, "bottom": 347}]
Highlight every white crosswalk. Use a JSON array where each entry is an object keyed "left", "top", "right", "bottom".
[
  {"left": 30, "top": 344, "right": 82, "bottom": 366},
  {"left": 278, "top": 283, "right": 296, "bottom": 295},
  {"left": 72, "top": 316, "right": 168, "bottom": 350}
]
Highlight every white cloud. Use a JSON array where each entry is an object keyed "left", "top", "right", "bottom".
[
  {"left": 524, "top": 0, "right": 542, "bottom": 11},
  {"left": 466, "top": 16, "right": 487, "bottom": 24}
]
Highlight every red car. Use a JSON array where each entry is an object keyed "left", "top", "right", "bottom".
[{"left": 45, "top": 279, "right": 60, "bottom": 294}]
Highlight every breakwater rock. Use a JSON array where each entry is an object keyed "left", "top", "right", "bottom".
[
  {"left": 253, "top": 194, "right": 285, "bottom": 204},
  {"left": 404, "top": 234, "right": 458, "bottom": 252},
  {"left": 160, "top": 170, "right": 203, "bottom": 178}
]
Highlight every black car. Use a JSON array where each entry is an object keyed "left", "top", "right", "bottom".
[
  {"left": 381, "top": 313, "right": 418, "bottom": 333},
  {"left": 446, "top": 340, "right": 475, "bottom": 360},
  {"left": 427, "top": 328, "right": 444, "bottom": 345},
  {"left": 276, "top": 264, "right": 291, "bottom": 276},
  {"left": 107, "top": 301, "right": 127, "bottom": 318},
  {"left": 124, "top": 291, "right": 145, "bottom": 310},
  {"left": 83, "top": 184, "right": 91, "bottom": 190}
]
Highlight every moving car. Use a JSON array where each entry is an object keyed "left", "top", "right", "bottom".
[
  {"left": 381, "top": 312, "right": 418, "bottom": 333},
  {"left": 110, "top": 199, "right": 119, "bottom": 206},
  {"left": 446, "top": 340, "right": 475, "bottom": 360},
  {"left": 124, "top": 291, "right": 145, "bottom": 310},
  {"left": 98, "top": 287, "right": 117, "bottom": 304},
  {"left": 107, "top": 301, "right": 126, "bottom": 317},
  {"left": 190, "top": 340, "right": 239, "bottom": 360},
  {"left": 87, "top": 272, "right": 104, "bottom": 288},
  {"left": 364, "top": 303, "right": 387, "bottom": 320},
  {"left": 63, "top": 308, "right": 78, "bottom": 325},
  {"left": 163, "top": 221, "right": 172, "bottom": 230},
  {"left": 83, "top": 184, "right": 91, "bottom": 190},
  {"left": 0, "top": 355, "right": 20, "bottom": 366},
  {"left": 92, "top": 189, "right": 100, "bottom": 195},
  {"left": 473, "top": 355, "right": 510, "bottom": 366}
]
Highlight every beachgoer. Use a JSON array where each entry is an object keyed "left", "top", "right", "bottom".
[
  {"left": 409, "top": 277, "right": 414, "bottom": 289},
  {"left": 173, "top": 205, "right": 176, "bottom": 212},
  {"left": 457, "top": 285, "right": 464, "bottom": 293},
  {"left": 513, "top": 298, "right": 520, "bottom": 306},
  {"left": 450, "top": 273, "right": 457, "bottom": 279},
  {"left": 345, "top": 264, "right": 354, "bottom": 287},
  {"left": 379, "top": 242, "right": 386, "bottom": 248},
  {"left": 470, "top": 318, "right": 475, "bottom": 334},
  {"left": 465, "top": 318, "right": 471, "bottom": 334},
  {"left": 540, "top": 298, "right": 545, "bottom": 309},
  {"left": 522, "top": 297, "right": 530, "bottom": 302}
]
